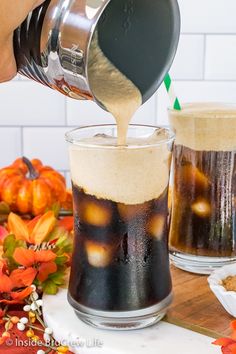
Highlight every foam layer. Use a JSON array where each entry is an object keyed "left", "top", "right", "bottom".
[
  {"left": 69, "top": 131, "right": 172, "bottom": 205},
  {"left": 170, "top": 103, "right": 236, "bottom": 151}
]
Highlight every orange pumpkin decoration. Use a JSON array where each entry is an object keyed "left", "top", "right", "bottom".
[
  {"left": 61, "top": 190, "right": 73, "bottom": 211},
  {"left": 0, "top": 157, "right": 67, "bottom": 216}
]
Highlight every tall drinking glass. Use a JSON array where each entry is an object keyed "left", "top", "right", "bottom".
[
  {"left": 65, "top": 125, "right": 174, "bottom": 330},
  {"left": 169, "top": 103, "right": 236, "bottom": 274}
]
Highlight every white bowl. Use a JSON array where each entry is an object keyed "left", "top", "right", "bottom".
[{"left": 208, "top": 264, "right": 236, "bottom": 317}]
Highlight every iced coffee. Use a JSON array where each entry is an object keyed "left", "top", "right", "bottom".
[
  {"left": 169, "top": 103, "right": 236, "bottom": 274},
  {"left": 66, "top": 125, "right": 174, "bottom": 329}
]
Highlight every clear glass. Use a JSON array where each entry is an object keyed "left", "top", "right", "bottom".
[
  {"left": 66, "top": 124, "right": 174, "bottom": 330},
  {"left": 169, "top": 103, "right": 236, "bottom": 274}
]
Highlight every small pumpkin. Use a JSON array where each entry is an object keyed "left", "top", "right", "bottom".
[
  {"left": 61, "top": 189, "right": 73, "bottom": 212},
  {"left": 0, "top": 157, "right": 67, "bottom": 216}
]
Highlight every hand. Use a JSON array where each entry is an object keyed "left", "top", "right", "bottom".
[{"left": 0, "top": 0, "right": 45, "bottom": 83}]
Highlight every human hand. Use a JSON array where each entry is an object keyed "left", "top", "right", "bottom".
[{"left": 0, "top": 0, "right": 45, "bottom": 83}]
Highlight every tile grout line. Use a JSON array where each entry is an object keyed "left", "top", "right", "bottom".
[
  {"left": 20, "top": 127, "right": 24, "bottom": 156},
  {"left": 181, "top": 32, "right": 236, "bottom": 36},
  {"left": 202, "top": 34, "right": 207, "bottom": 80},
  {"left": 155, "top": 93, "right": 159, "bottom": 126},
  {"left": 64, "top": 97, "right": 67, "bottom": 126}
]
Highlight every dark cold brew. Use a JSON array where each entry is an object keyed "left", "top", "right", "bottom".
[
  {"left": 69, "top": 185, "right": 171, "bottom": 312},
  {"left": 170, "top": 144, "right": 236, "bottom": 257},
  {"left": 169, "top": 103, "right": 236, "bottom": 273}
]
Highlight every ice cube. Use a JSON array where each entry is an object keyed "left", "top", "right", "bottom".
[
  {"left": 92, "top": 133, "right": 116, "bottom": 146},
  {"left": 147, "top": 215, "right": 166, "bottom": 240},
  {"left": 78, "top": 133, "right": 116, "bottom": 147},
  {"left": 85, "top": 240, "right": 114, "bottom": 267},
  {"left": 181, "top": 165, "right": 209, "bottom": 190},
  {"left": 147, "top": 128, "right": 169, "bottom": 143},
  {"left": 80, "top": 201, "right": 112, "bottom": 227},
  {"left": 191, "top": 198, "right": 211, "bottom": 218},
  {"left": 94, "top": 133, "right": 112, "bottom": 139}
]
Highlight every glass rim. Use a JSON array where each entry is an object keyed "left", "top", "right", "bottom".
[
  {"left": 65, "top": 124, "right": 175, "bottom": 149},
  {"left": 167, "top": 102, "right": 236, "bottom": 116}
]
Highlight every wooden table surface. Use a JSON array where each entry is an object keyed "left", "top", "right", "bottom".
[{"left": 165, "top": 266, "right": 233, "bottom": 338}]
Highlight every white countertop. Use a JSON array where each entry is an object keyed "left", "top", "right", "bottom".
[{"left": 43, "top": 289, "right": 220, "bottom": 354}]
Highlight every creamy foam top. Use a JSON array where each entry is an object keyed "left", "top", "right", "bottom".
[
  {"left": 170, "top": 103, "right": 236, "bottom": 151},
  {"left": 69, "top": 130, "right": 172, "bottom": 205},
  {"left": 88, "top": 32, "right": 142, "bottom": 146}
]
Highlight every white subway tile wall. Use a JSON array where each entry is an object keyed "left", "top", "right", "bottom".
[{"left": 0, "top": 0, "right": 236, "bottom": 182}]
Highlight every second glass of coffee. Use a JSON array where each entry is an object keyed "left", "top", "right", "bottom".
[
  {"left": 66, "top": 125, "right": 174, "bottom": 330},
  {"left": 169, "top": 103, "right": 236, "bottom": 274}
]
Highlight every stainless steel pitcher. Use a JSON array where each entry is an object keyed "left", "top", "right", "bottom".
[{"left": 14, "top": 0, "right": 180, "bottom": 108}]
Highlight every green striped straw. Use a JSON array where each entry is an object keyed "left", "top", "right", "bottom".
[{"left": 164, "top": 73, "right": 181, "bottom": 110}]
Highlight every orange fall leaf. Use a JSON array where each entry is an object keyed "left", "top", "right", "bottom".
[
  {"left": 38, "top": 261, "right": 57, "bottom": 282},
  {"left": 30, "top": 210, "right": 56, "bottom": 244},
  {"left": 8, "top": 212, "right": 30, "bottom": 243},
  {"left": 13, "top": 248, "right": 36, "bottom": 267},
  {"left": 10, "top": 267, "right": 37, "bottom": 287}
]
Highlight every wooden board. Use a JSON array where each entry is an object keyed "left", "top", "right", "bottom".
[{"left": 165, "top": 266, "right": 233, "bottom": 338}]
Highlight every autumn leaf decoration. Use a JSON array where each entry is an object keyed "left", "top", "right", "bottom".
[
  {"left": 213, "top": 320, "right": 236, "bottom": 354},
  {"left": 0, "top": 259, "right": 33, "bottom": 305},
  {"left": 2, "top": 211, "right": 73, "bottom": 295},
  {"left": 0, "top": 211, "right": 73, "bottom": 352}
]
